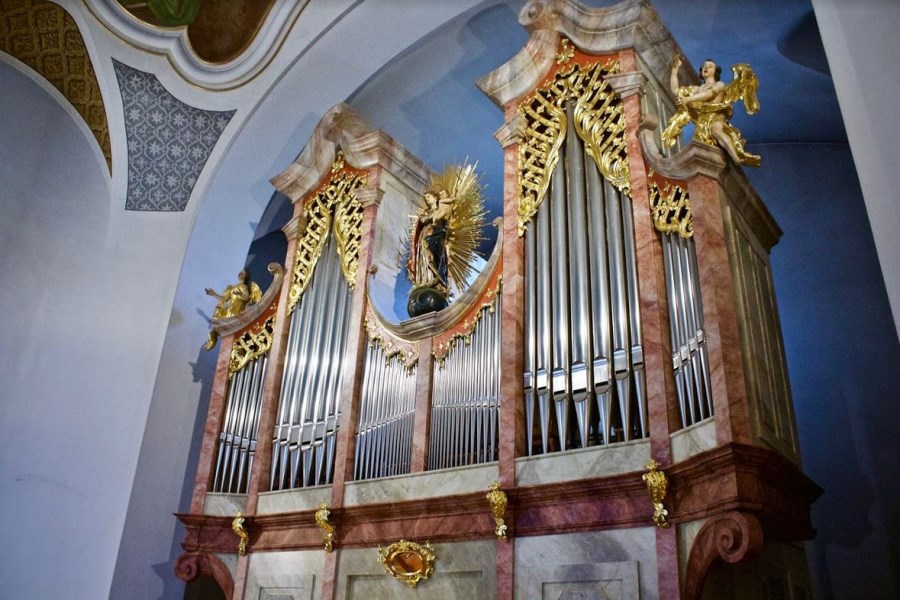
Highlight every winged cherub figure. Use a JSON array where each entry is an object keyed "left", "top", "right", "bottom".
[
  {"left": 203, "top": 269, "right": 262, "bottom": 349},
  {"left": 662, "top": 56, "right": 761, "bottom": 167}
]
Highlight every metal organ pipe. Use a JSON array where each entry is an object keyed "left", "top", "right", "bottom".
[
  {"left": 212, "top": 355, "right": 269, "bottom": 494},
  {"left": 522, "top": 106, "right": 648, "bottom": 454},
  {"left": 270, "top": 235, "right": 352, "bottom": 490},
  {"left": 663, "top": 233, "right": 713, "bottom": 428},
  {"left": 428, "top": 300, "right": 501, "bottom": 470},
  {"left": 354, "top": 341, "right": 416, "bottom": 480}
]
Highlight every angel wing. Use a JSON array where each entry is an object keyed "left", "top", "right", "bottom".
[{"left": 723, "top": 63, "right": 759, "bottom": 115}]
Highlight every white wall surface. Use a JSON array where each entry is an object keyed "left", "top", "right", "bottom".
[
  {"left": 811, "top": 0, "right": 900, "bottom": 338},
  {"left": 0, "top": 58, "right": 190, "bottom": 599}
]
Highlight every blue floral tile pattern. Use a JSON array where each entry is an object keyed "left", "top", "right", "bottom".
[{"left": 113, "top": 60, "right": 235, "bottom": 211}]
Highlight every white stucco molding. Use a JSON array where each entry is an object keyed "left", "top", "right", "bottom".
[
  {"left": 270, "top": 103, "right": 432, "bottom": 203},
  {"left": 82, "top": 0, "right": 311, "bottom": 90}
]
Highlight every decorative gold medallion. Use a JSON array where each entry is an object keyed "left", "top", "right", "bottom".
[
  {"left": 642, "top": 459, "right": 670, "bottom": 528},
  {"left": 486, "top": 482, "right": 509, "bottom": 541},
  {"left": 377, "top": 540, "right": 436, "bottom": 588},
  {"left": 232, "top": 511, "right": 249, "bottom": 556},
  {"left": 315, "top": 502, "right": 335, "bottom": 552}
]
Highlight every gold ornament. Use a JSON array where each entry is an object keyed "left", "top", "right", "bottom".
[
  {"left": 377, "top": 540, "right": 436, "bottom": 588},
  {"left": 517, "top": 40, "right": 629, "bottom": 235},
  {"left": 648, "top": 181, "right": 693, "bottom": 238},
  {"left": 228, "top": 314, "right": 275, "bottom": 377},
  {"left": 642, "top": 459, "right": 670, "bottom": 528},
  {"left": 288, "top": 158, "right": 367, "bottom": 312},
  {"left": 232, "top": 511, "right": 249, "bottom": 556},
  {"left": 486, "top": 482, "right": 509, "bottom": 541},
  {"left": 315, "top": 502, "right": 335, "bottom": 552}
]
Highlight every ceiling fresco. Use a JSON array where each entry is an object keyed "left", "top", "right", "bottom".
[{"left": 116, "top": 0, "right": 278, "bottom": 64}]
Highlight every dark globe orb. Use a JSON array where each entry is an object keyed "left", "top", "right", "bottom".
[{"left": 407, "top": 286, "right": 449, "bottom": 317}]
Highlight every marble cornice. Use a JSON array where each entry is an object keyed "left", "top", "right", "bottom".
[
  {"left": 271, "top": 103, "right": 432, "bottom": 204},
  {"left": 639, "top": 131, "right": 782, "bottom": 250},
  {"left": 177, "top": 443, "right": 820, "bottom": 555}
]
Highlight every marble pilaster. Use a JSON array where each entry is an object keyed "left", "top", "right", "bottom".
[
  {"left": 329, "top": 201, "right": 380, "bottom": 510},
  {"left": 410, "top": 337, "right": 434, "bottom": 473},
  {"left": 244, "top": 210, "right": 305, "bottom": 515},
  {"left": 686, "top": 175, "right": 753, "bottom": 446},
  {"left": 192, "top": 333, "right": 236, "bottom": 514}
]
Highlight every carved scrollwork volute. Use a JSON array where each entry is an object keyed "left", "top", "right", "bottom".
[
  {"left": 683, "top": 511, "right": 764, "bottom": 600},
  {"left": 174, "top": 551, "right": 235, "bottom": 598}
]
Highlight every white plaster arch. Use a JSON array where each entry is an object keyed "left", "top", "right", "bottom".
[{"left": 109, "top": 2, "right": 496, "bottom": 597}]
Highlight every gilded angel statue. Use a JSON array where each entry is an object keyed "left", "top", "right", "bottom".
[
  {"left": 662, "top": 56, "right": 761, "bottom": 167},
  {"left": 204, "top": 269, "right": 262, "bottom": 349},
  {"left": 406, "top": 163, "right": 486, "bottom": 317}
]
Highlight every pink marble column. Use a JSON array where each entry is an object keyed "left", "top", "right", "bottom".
[
  {"left": 496, "top": 107, "right": 528, "bottom": 485},
  {"left": 494, "top": 103, "right": 526, "bottom": 600},
  {"left": 611, "top": 50, "right": 679, "bottom": 464},
  {"left": 614, "top": 48, "right": 681, "bottom": 600},
  {"left": 686, "top": 174, "right": 752, "bottom": 446},
  {"left": 410, "top": 337, "right": 434, "bottom": 473},
  {"left": 190, "top": 333, "right": 236, "bottom": 514},
  {"left": 243, "top": 208, "right": 306, "bottom": 515},
  {"left": 329, "top": 190, "right": 381, "bottom": 508},
  {"left": 321, "top": 192, "right": 381, "bottom": 600},
  {"left": 230, "top": 554, "right": 250, "bottom": 600}
]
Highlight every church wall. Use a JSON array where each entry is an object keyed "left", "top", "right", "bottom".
[{"left": 0, "top": 58, "right": 188, "bottom": 598}]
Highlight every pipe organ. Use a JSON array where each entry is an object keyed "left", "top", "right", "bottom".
[{"left": 177, "top": 2, "right": 819, "bottom": 599}]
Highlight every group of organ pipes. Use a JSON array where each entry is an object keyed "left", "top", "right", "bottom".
[{"left": 178, "top": 2, "right": 817, "bottom": 596}]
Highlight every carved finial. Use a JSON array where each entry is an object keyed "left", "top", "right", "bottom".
[
  {"left": 331, "top": 150, "right": 345, "bottom": 173},
  {"left": 315, "top": 502, "right": 335, "bottom": 552},
  {"left": 232, "top": 511, "right": 249, "bottom": 556},
  {"left": 486, "top": 482, "right": 509, "bottom": 541},
  {"left": 556, "top": 38, "right": 574, "bottom": 64},
  {"left": 642, "top": 459, "right": 670, "bottom": 528}
]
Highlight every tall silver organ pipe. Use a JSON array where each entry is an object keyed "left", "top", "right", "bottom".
[
  {"left": 662, "top": 233, "right": 713, "bottom": 428},
  {"left": 270, "top": 235, "right": 352, "bottom": 490},
  {"left": 212, "top": 356, "right": 268, "bottom": 494},
  {"left": 354, "top": 341, "right": 417, "bottom": 480},
  {"left": 523, "top": 104, "right": 648, "bottom": 455},
  {"left": 428, "top": 300, "right": 502, "bottom": 470}
]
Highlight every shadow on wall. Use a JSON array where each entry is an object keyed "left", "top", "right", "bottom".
[{"left": 746, "top": 142, "right": 900, "bottom": 598}]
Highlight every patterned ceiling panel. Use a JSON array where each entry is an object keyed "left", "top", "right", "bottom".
[
  {"left": 0, "top": 0, "right": 111, "bottom": 169},
  {"left": 113, "top": 59, "right": 234, "bottom": 211}
]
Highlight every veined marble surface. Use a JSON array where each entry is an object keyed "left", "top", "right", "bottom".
[
  {"left": 245, "top": 551, "right": 323, "bottom": 600},
  {"left": 203, "top": 492, "right": 247, "bottom": 516},
  {"left": 516, "top": 528, "right": 659, "bottom": 600},
  {"left": 214, "top": 552, "right": 239, "bottom": 582},
  {"left": 670, "top": 418, "right": 717, "bottom": 463},
  {"left": 257, "top": 486, "right": 332, "bottom": 515},
  {"left": 677, "top": 519, "right": 706, "bottom": 582},
  {"left": 344, "top": 462, "right": 498, "bottom": 506},
  {"left": 337, "top": 540, "right": 495, "bottom": 599},
  {"left": 515, "top": 439, "right": 650, "bottom": 485}
]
